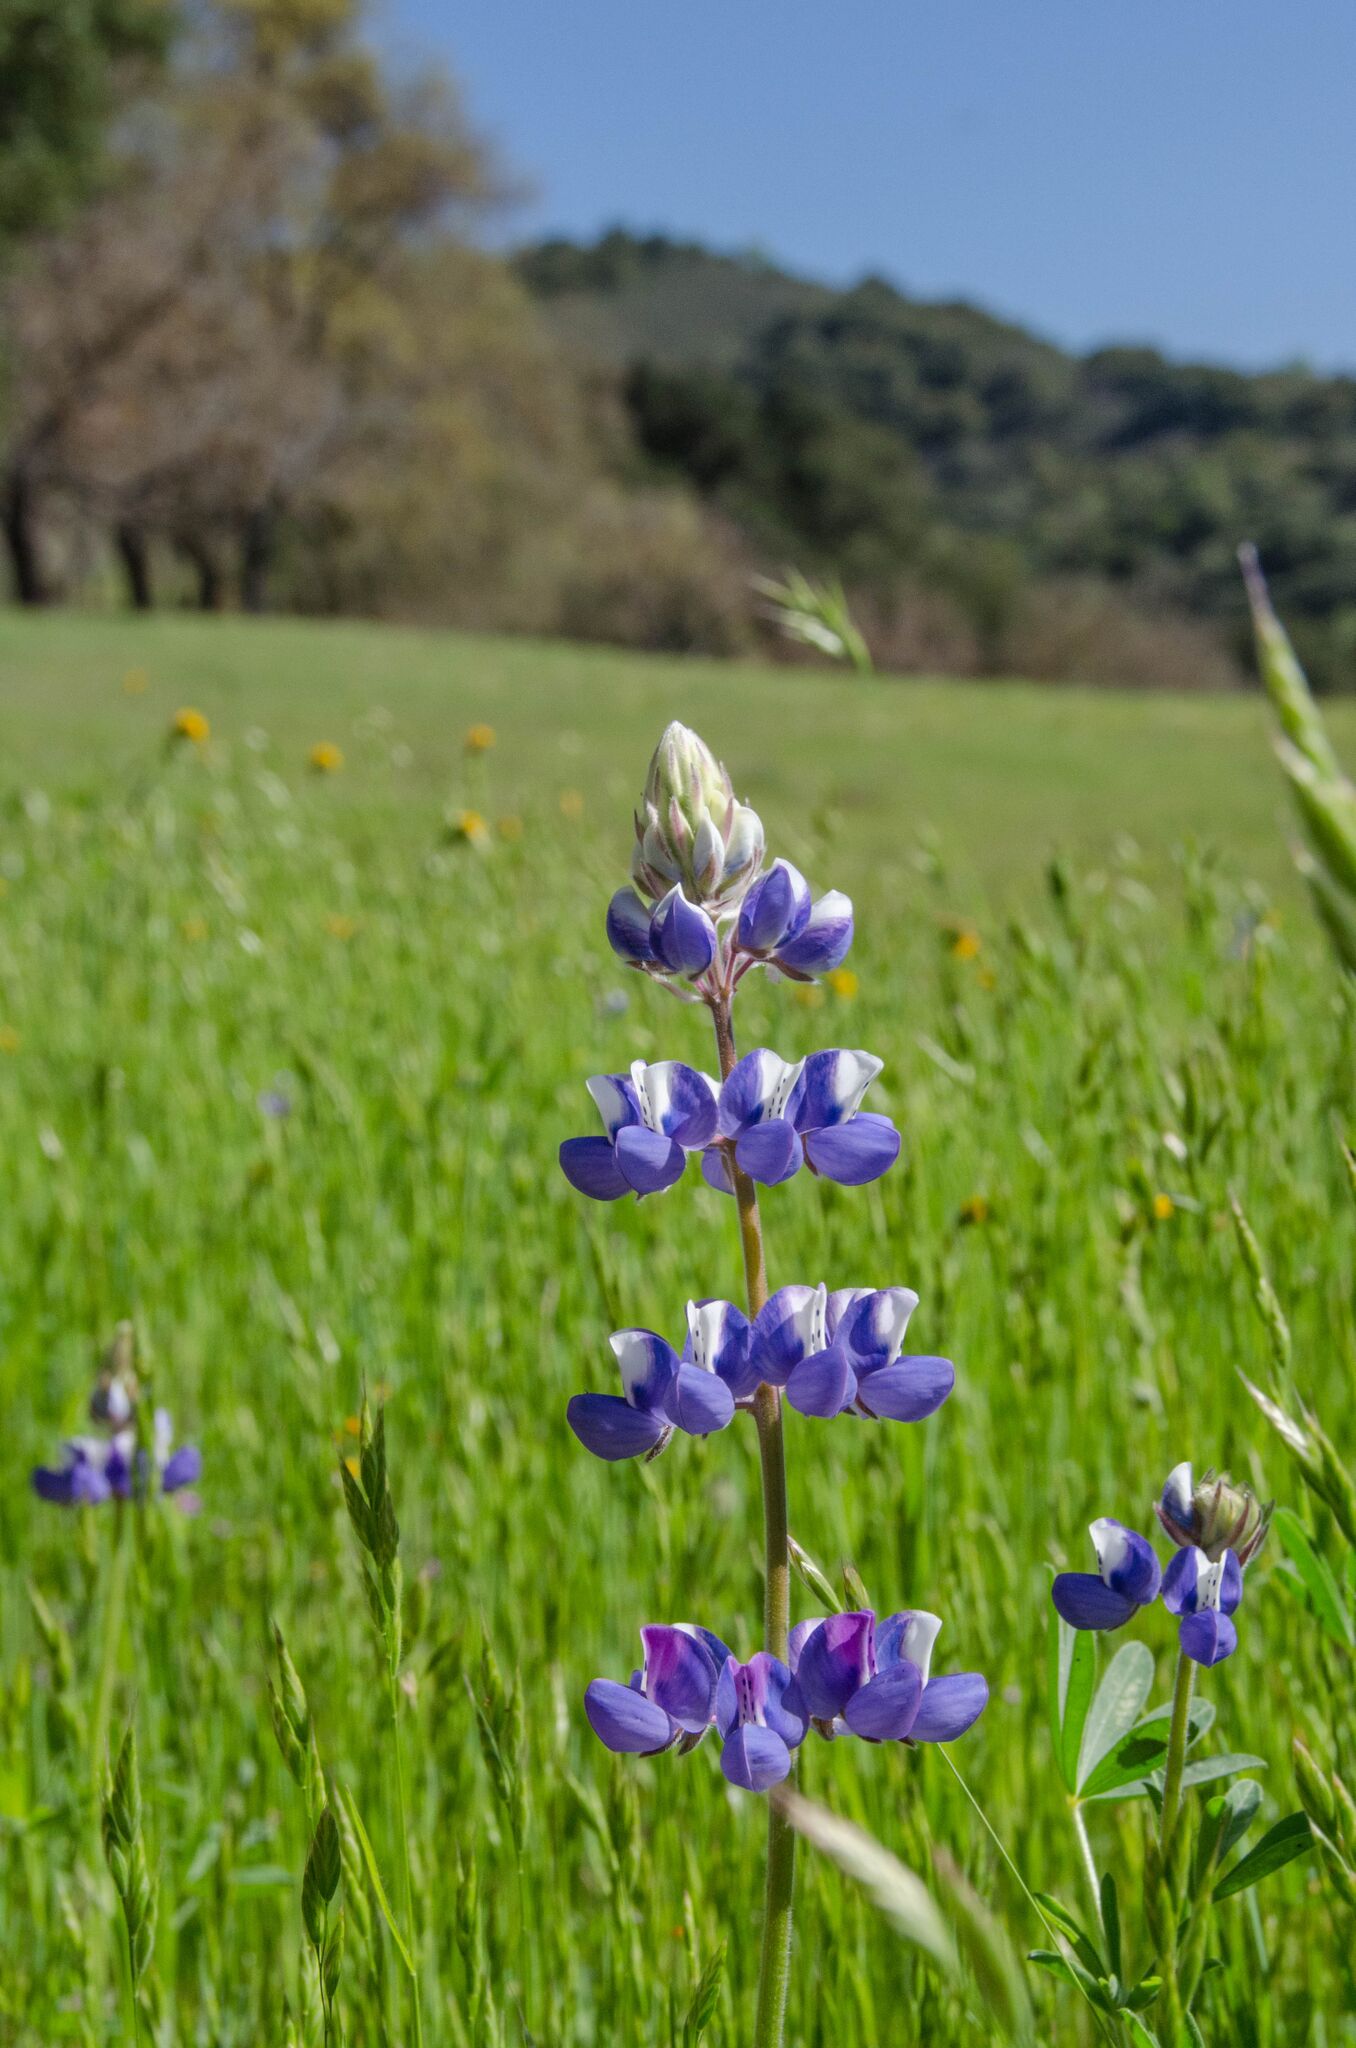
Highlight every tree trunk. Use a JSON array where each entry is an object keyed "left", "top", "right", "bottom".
[
  {"left": 2, "top": 472, "right": 47, "bottom": 605},
  {"left": 115, "top": 523, "right": 154, "bottom": 610},
  {"left": 177, "top": 535, "right": 223, "bottom": 612},
  {"left": 240, "top": 505, "right": 275, "bottom": 615}
]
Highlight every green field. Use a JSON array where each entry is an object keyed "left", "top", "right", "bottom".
[{"left": 1, "top": 611, "right": 1352, "bottom": 2044}]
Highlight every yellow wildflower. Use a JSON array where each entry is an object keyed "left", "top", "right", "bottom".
[
  {"left": 309, "top": 741, "right": 344, "bottom": 774},
  {"left": 181, "top": 916, "right": 208, "bottom": 943},
  {"left": 453, "top": 810, "right": 490, "bottom": 847},
  {"left": 559, "top": 789, "right": 585, "bottom": 820},
  {"left": 1152, "top": 1192, "right": 1175, "bottom": 1222},
  {"left": 465, "top": 723, "right": 497, "bottom": 754},
  {"left": 826, "top": 967, "right": 859, "bottom": 998},
  {"left": 122, "top": 667, "right": 149, "bottom": 695},
  {"left": 976, "top": 967, "right": 997, "bottom": 992},
  {"left": 949, "top": 926, "right": 981, "bottom": 962},
  {"left": 0, "top": 1025, "right": 19, "bottom": 1053},
  {"left": 325, "top": 913, "right": 357, "bottom": 940},
  {"left": 172, "top": 708, "right": 210, "bottom": 744},
  {"left": 959, "top": 1195, "right": 990, "bottom": 1226},
  {"left": 497, "top": 814, "right": 524, "bottom": 842}
]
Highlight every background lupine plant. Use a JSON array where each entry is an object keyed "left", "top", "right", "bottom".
[
  {"left": 1042, "top": 1462, "right": 1313, "bottom": 2041},
  {"left": 30, "top": 1321, "right": 201, "bottom": 1507},
  {"left": 560, "top": 722, "right": 987, "bottom": 2048}
]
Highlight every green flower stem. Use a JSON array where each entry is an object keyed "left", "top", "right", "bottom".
[
  {"left": 389, "top": 1676, "right": 425, "bottom": 2048},
  {"left": 711, "top": 995, "right": 795, "bottom": 2048},
  {"left": 91, "top": 1500, "right": 131, "bottom": 1787},
  {"left": 1159, "top": 1650, "right": 1196, "bottom": 1854}
]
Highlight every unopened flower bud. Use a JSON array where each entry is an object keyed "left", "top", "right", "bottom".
[
  {"left": 1294, "top": 1737, "right": 1337, "bottom": 1834},
  {"left": 631, "top": 723, "right": 765, "bottom": 911},
  {"left": 1156, "top": 1461, "right": 1272, "bottom": 1565}
]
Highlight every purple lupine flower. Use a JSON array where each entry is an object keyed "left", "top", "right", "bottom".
[
  {"left": 648, "top": 887, "right": 718, "bottom": 978},
  {"left": 567, "top": 1313, "right": 746, "bottom": 1461},
  {"left": 560, "top": 1060, "right": 719, "bottom": 1200},
  {"left": 1162, "top": 1546, "right": 1243, "bottom": 1666},
  {"left": 1155, "top": 1462, "right": 1271, "bottom": 1566},
  {"left": 715, "top": 1651, "right": 808, "bottom": 1790},
  {"left": 32, "top": 1409, "right": 201, "bottom": 1505},
  {"left": 790, "top": 1609, "right": 988, "bottom": 1745},
  {"left": 1051, "top": 1518, "right": 1163, "bottom": 1631},
  {"left": 746, "top": 1283, "right": 953, "bottom": 1423},
  {"left": 605, "top": 887, "right": 656, "bottom": 966},
  {"left": 736, "top": 861, "right": 855, "bottom": 981},
  {"left": 701, "top": 1048, "right": 900, "bottom": 1193},
  {"left": 585, "top": 1623, "right": 732, "bottom": 1754}
]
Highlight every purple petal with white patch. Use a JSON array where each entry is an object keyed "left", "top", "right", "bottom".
[
  {"left": 1090, "top": 1518, "right": 1162, "bottom": 1608},
  {"left": 586, "top": 1073, "right": 642, "bottom": 1139},
  {"left": 685, "top": 1299, "right": 759, "bottom": 1399},
  {"left": 791, "top": 1049, "right": 883, "bottom": 1132},
  {"left": 804, "top": 1112, "right": 901, "bottom": 1186},
  {"left": 738, "top": 860, "right": 812, "bottom": 955},
  {"left": 630, "top": 1061, "right": 720, "bottom": 1148},
  {"left": 585, "top": 1677, "right": 676, "bottom": 1754},
  {"left": 649, "top": 888, "right": 717, "bottom": 977},
  {"left": 606, "top": 887, "right": 656, "bottom": 965},
  {"left": 1162, "top": 1546, "right": 1242, "bottom": 1618},
  {"left": 751, "top": 1284, "right": 827, "bottom": 1386},
  {"left": 609, "top": 1330, "right": 679, "bottom": 1412},
  {"left": 835, "top": 1287, "right": 918, "bottom": 1367},
  {"left": 775, "top": 891, "right": 854, "bottom": 977},
  {"left": 717, "top": 1049, "right": 805, "bottom": 1139}
]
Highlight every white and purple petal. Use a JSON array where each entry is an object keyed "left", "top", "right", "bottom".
[
  {"left": 791, "top": 1049, "right": 884, "bottom": 1133},
  {"left": 835, "top": 1286, "right": 919, "bottom": 1367},
  {"left": 1089, "top": 1518, "right": 1162, "bottom": 1606},
  {"left": 737, "top": 860, "right": 812, "bottom": 955},
  {"left": 609, "top": 1330, "right": 680, "bottom": 1412},
  {"left": 587, "top": 1072, "right": 642, "bottom": 1140},
  {"left": 685, "top": 1299, "right": 758, "bottom": 1398},
  {"left": 717, "top": 1049, "right": 805, "bottom": 1138},
  {"left": 649, "top": 888, "right": 717, "bottom": 978},
  {"left": 775, "top": 891, "right": 854, "bottom": 977},
  {"left": 751, "top": 1284, "right": 828, "bottom": 1386},
  {"left": 631, "top": 1061, "right": 720, "bottom": 1148},
  {"left": 875, "top": 1610, "right": 942, "bottom": 1683}
]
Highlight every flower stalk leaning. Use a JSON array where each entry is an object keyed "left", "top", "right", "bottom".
[{"left": 561, "top": 724, "right": 987, "bottom": 2047}]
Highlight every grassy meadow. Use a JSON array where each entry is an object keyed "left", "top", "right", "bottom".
[{"left": 0, "top": 610, "right": 1353, "bottom": 2044}]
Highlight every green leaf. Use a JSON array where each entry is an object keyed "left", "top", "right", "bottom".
[
  {"left": 1049, "top": 1619, "right": 1095, "bottom": 1794},
  {"left": 1125, "top": 2013, "right": 1162, "bottom": 2046},
  {"left": 1089, "top": 1752, "right": 1265, "bottom": 1804},
  {"left": 338, "top": 1786, "right": 415, "bottom": 1977},
  {"left": 1272, "top": 1508, "right": 1353, "bottom": 1646},
  {"left": 1216, "top": 1780, "right": 1264, "bottom": 1868},
  {"left": 1032, "top": 1891, "right": 1105, "bottom": 1977},
  {"left": 1099, "top": 1872, "right": 1121, "bottom": 1982},
  {"left": 681, "top": 1942, "right": 725, "bottom": 2045},
  {"left": 1078, "top": 1641, "right": 1155, "bottom": 1790},
  {"left": 1025, "top": 1948, "right": 1114, "bottom": 2014},
  {"left": 1215, "top": 1813, "right": 1312, "bottom": 1901},
  {"left": 1078, "top": 1728, "right": 1170, "bottom": 1801}
]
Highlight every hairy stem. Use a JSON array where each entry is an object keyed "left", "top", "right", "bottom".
[
  {"left": 1070, "top": 1800, "right": 1101, "bottom": 1920},
  {"left": 710, "top": 995, "right": 795, "bottom": 2048},
  {"left": 91, "top": 1500, "right": 131, "bottom": 1787},
  {"left": 1159, "top": 1650, "right": 1196, "bottom": 1854}
]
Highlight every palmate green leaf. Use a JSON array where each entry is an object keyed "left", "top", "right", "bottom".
[
  {"left": 1047, "top": 1618, "right": 1095, "bottom": 1794},
  {"left": 1078, "top": 1728, "right": 1169, "bottom": 1801},
  {"left": 1214, "top": 1812, "right": 1312, "bottom": 1900},
  {"left": 1272, "top": 1507, "right": 1353, "bottom": 1645},
  {"left": 1077, "top": 1641, "right": 1155, "bottom": 1790}
]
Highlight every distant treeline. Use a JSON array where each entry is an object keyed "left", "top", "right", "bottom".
[{"left": 2, "top": 7, "right": 1352, "bottom": 688}]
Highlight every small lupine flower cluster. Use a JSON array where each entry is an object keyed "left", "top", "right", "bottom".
[
  {"left": 585, "top": 1607, "right": 986, "bottom": 1793},
  {"left": 559, "top": 723, "right": 987, "bottom": 1817},
  {"left": 566, "top": 1285, "right": 954, "bottom": 1460},
  {"left": 1052, "top": 1463, "right": 1271, "bottom": 1666},
  {"left": 31, "top": 1323, "right": 201, "bottom": 1507}
]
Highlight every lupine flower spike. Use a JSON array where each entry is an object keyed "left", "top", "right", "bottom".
[{"left": 31, "top": 1322, "right": 201, "bottom": 1506}]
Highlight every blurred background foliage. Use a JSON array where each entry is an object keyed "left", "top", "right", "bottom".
[{"left": 5, "top": 0, "right": 1356, "bottom": 689}]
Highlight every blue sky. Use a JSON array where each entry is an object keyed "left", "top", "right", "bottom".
[{"left": 384, "top": 1, "right": 1356, "bottom": 371}]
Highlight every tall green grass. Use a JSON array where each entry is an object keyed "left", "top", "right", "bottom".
[{"left": 0, "top": 614, "right": 1351, "bottom": 2042}]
